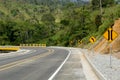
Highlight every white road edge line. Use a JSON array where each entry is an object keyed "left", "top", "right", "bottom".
[{"left": 48, "top": 49, "right": 71, "bottom": 80}]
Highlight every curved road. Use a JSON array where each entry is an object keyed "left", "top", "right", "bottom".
[{"left": 0, "top": 47, "right": 69, "bottom": 80}]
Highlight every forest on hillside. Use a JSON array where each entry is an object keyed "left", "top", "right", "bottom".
[{"left": 0, "top": 0, "right": 120, "bottom": 46}]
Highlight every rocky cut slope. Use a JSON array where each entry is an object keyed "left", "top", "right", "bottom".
[{"left": 94, "top": 18, "right": 120, "bottom": 58}]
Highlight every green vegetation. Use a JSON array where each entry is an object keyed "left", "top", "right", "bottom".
[{"left": 0, "top": 0, "right": 119, "bottom": 47}]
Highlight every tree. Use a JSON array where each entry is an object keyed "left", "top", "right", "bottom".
[
  {"left": 41, "top": 13, "right": 55, "bottom": 23},
  {"left": 60, "top": 19, "right": 69, "bottom": 26},
  {"left": 91, "top": 0, "right": 115, "bottom": 10},
  {"left": 11, "top": 9, "right": 20, "bottom": 17},
  {"left": 95, "top": 14, "right": 102, "bottom": 31}
]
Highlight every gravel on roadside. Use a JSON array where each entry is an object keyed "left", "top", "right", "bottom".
[{"left": 83, "top": 49, "right": 120, "bottom": 80}]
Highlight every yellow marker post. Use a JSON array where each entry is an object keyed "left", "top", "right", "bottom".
[
  {"left": 38, "top": 44, "right": 41, "bottom": 47},
  {"left": 29, "top": 44, "right": 31, "bottom": 47},
  {"left": 42, "top": 44, "right": 46, "bottom": 47},
  {"left": 26, "top": 44, "right": 28, "bottom": 47},
  {"left": 23, "top": 44, "right": 25, "bottom": 47},
  {"left": 33, "top": 44, "right": 35, "bottom": 47}
]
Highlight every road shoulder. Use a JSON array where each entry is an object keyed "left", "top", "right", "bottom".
[{"left": 53, "top": 48, "right": 87, "bottom": 80}]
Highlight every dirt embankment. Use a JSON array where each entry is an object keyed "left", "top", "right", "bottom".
[{"left": 94, "top": 18, "right": 120, "bottom": 58}]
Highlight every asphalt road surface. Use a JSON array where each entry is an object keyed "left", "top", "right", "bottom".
[{"left": 0, "top": 47, "right": 69, "bottom": 80}]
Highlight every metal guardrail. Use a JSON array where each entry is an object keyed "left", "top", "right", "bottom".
[
  {"left": 20, "top": 44, "right": 46, "bottom": 47},
  {"left": 0, "top": 46, "right": 20, "bottom": 51}
]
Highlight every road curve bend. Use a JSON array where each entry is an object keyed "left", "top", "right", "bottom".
[{"left": 0, "top": 47, "right": 69, "bottom": 80}]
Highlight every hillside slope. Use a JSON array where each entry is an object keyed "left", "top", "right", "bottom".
[
  {"left": 0, "top": 0, "right": 91, "bottom": 46},
  {"left": 94, "top": 18, "right": 120, "bottom": 56},
  {"left": 0, "top": 0, "right": 119, "bottom": 47}
]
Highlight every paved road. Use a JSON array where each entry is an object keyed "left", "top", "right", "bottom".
[
  {"left": 53, "top": 48, "right": 87, "bottom": 80},
  {"left": 0, "top": 47, "right": 69, "bottom": 80}
]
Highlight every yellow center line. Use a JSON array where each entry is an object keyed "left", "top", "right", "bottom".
[{"left": 0, "top": 49, "right": 54, "bottom": 71}]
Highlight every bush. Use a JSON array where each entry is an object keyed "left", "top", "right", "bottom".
[{"left": 98, "top": 20, "right": 113, "bottom": 35}]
